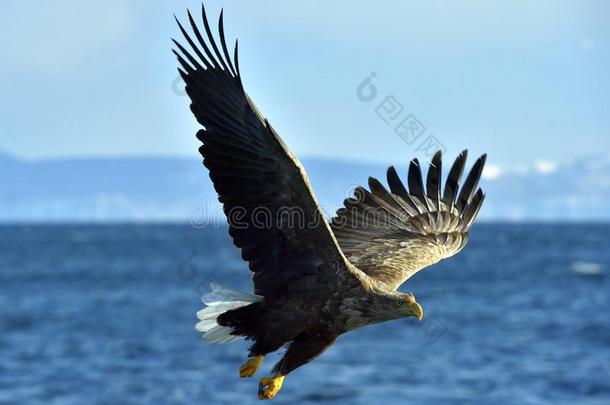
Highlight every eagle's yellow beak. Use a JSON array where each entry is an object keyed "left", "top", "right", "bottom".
[
  {"left": 405, "top": 301, "right": 423, "bottom": 320},
  {"left": 414, "top": 302, "right": 423, "bottom": 321}
]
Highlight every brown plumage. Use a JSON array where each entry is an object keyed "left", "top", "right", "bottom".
[
  {"left": 332, "top": 150, "right": 486, "bottom": 289},
  {"left": 175, "top": 5, "right": 486, "bottom": 400}
]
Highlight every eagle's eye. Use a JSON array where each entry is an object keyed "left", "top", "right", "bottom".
[{"left": 397, "top": 293, "right": 416, "bottom": 307}]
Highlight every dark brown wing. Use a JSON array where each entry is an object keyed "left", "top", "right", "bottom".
[
  {"left": 173, "top": 6, "right": 358, "bottom": 298},
  {"left": 331, "top": 151, "right": 486, "bottom": 290}
]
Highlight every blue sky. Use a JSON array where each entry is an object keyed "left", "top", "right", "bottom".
[{"left": 0, "top": 0, "right": 608, "bottom": 177}]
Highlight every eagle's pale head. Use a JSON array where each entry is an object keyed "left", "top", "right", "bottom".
[
  {"left": 360, "top": 289, "right": 424, "bottom": 326},
  {"left": 395, "top": 292, "right": 424, "bottom": 320},
  {"left": 341, "top": 287, "right": 423, "bottom": 331}
]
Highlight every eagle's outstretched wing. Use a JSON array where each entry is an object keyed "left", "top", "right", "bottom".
[
  {"left": 331, "top": 151, "right": 486, "bottom": 290},
  {"left": 173, "top": 6, "right": 358, "bottom": 298}
]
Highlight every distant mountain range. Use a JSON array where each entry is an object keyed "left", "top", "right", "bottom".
[{"left": 1, "top": 152, "right": 609, "bottom": 222}]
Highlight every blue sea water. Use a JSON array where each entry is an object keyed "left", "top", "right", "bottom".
[{"left": 0, "top": 224, "right": 608, "bottom": 405}]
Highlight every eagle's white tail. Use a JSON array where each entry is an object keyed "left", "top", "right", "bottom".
[{"left": 195, "top": 282, "right": 262, "bottom": 344}]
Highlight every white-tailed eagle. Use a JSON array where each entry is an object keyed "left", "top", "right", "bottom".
[{"left": 173, "top": 5, "right": 486, "bottom": 400}]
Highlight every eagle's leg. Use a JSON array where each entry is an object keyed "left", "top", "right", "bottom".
[
  {"left": 258, "top": 330, "right": 337, "bottom": 400},
  {"left": 239, "top": 355, "right": 264, "bottom": 378},
  {"left": 257, "top": 374, "right": 285, "bottom": 400}
]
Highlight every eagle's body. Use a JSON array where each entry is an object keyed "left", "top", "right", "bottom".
[
  {"left": 174, "top": 5, "right": 486, "bottom": 400},
  {"left": 221, "top": 271, "right": 413, "bottom": 346}
]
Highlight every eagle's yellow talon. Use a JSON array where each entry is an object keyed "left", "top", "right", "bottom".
[
  {"left": 240, "top": 355, "right": 264, "bottom": 378},
  {"left": 258, "top": 374, "right": 285, "bottom": 400}
]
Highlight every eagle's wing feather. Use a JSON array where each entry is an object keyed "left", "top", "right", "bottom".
[
  {"left": 173, "top": 6, "right": 357, "bottom": 298},
  {"left": 331, "top": 151, "right": 486, "bottom": 290}
]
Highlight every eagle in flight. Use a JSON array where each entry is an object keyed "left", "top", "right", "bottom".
[{"left": 173, "top": 5, "right": 486, "bottom": 400}]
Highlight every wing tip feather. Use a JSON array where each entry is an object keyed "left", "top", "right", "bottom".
[{"left": 173, "top": 5, "right": 242, "bottom": 81}]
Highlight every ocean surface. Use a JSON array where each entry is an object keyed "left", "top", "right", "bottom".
[{"left": 0, "top": 224, "right": 608, "bottom": 405}]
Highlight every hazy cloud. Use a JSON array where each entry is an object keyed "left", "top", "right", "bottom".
[
  {"left": 534, "top": 160, "right": 559, "bottom": 175},
  {"left": 482, "top": 165, "right": 502, "bottom": 181}
]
